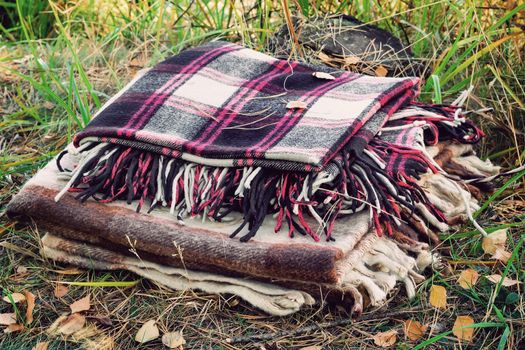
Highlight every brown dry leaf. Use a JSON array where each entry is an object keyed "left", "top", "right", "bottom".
[
  {"left": 162, "top": 331, "right": 186, "bottom": 349},
  {"left": 429, "top": 285, "right": 447, "bottom": 309},
  {"left": 47, "top": 315, "right": 68, "bottom": 334},
  {"left": 312, "top": 71, "right": 335, "bottom": 80},
  {"left": 58, "top": 313, "right": 86, "bottom": 335},
  {"left": 54, "top": 284, "right": 69, "bottom": 298},
  {"left": 375, "top": 65, "right": 388, "bottom": 77},
  {"left": 286, "top": 100, "right": 307, "bottom": 109},
  {"left": 344, "top": 55, "right": 361, "bottom": 65},
  {"left": 486, "top": 274, "right": 521, "bottom": 287},
  {"left": 482, "top": 229, "right": 507, "bottom": 254},
  {"left": 24, "top": 290, "right": 36, "bottom": 324},
  {"left": 0, "top": 313, "right": 17, "bottom": 326},
  {"left": 403, "top": 320, "right": 428, "bottom": 341},
  {"left": 16, "top": 266, "right": 28, "bottom": 274},
  {"left": 32, "top": 341, "right": 49, "bottom": 350},
  {"left": 4, "top": 323, "right": 25, "bottom": 334},
  {"left": 457, "top": 269, "right": 479, "bottom": 289},
  {"left": 70, "top": 295, "right": 91, "bottom": 314},
  {"left": 135, "top": 319, "right": 159, "bottom": 344},
  {"left": 452, "top": 315, "right": 475, "bottom": 342},
  {"left": 373, "top": 329, "right": 397, "bottom": 347},
  {"left": 2, "top": 292, "right": 26, "bottom": 304},
  {"left": 490, "top": 249, "right": 511, "bottom": 263}
]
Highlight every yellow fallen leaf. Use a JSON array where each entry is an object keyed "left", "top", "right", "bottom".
[
  {"left": 162, "top": 331, "right": 186, "bottom": 349},
  {"left": 312, "top": 71, "right": 335, "bottom": 80},
  {"left": 2, "top": 292, "right": 26, "bottom": 304},
  {"left": 457, "top": 269, "right": 479, "bottom": 289},
  {"left": 373, "top": 329, "right": 397, "bottom": 347},
  {"left": 482, "top": 229, "right": 507, "bottom": 255},
  {"left": 54, "top": 284, "right": 69, "bottom": 298},
  {"left": 0, "top": 313, "right": 17, "bottom": 325},
  {"left": 375, "top": 65, "right": 388, "bottom": 77},
  {"left": 286, "top": 100, "right": 307, "bottom": 109},
  {"left": 135, "top": 319, "right": 159, "bottom": 344},
  {"left": 70, "top": 295, "right": 91, "bottom": 314},
  {"left": 452, "top": 315, "right": 475, "bottom": 342},
  {"left": 3, "top": 323, "right": 24, "bottom": 333},
  {"left": 490, "top": 249, "right": 511, "bottom": 263},
  {"left": 33, "top": 341, "right": 49, "bottom": 350},
  {"left": 486, "top": 274, "right": 521, "bottom": 287},
  {"left": 344, "top": 55, "right": 361, "bottom": 65},
  {"left": 429, "top": 285, "right": 447, "bottom": 309},
  {"left": 403, "top": 320, "right": 428, "bottom": 341},
  {"left": 24, "top": 290, "right": 36, "bottom": 325},
  {"left": 58, "top": 313, "right": 86, "bottom": 335}
]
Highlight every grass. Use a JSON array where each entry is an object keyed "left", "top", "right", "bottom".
[{"left": 0, "top": 0, "right": 524, "bottom": 348}]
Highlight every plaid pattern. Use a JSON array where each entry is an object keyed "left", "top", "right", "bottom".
[
  {"left": 58, "top": 41, "right": 484, "bottom": 242},
  {"left": 75, "top": 41, "right": 420, "bottom": 170}
]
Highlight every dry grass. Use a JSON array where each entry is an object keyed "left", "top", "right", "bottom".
[{"left": 1, "top": 1, "right": 524, "bottom": 349}]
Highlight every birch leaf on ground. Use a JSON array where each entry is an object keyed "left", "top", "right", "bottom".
[
  {"left": 54, "top": 284, "right": 69, "bottom": 298},
  {"left": 162, "top": 331, "right": 186, "bottom": 349},
  {"left": 0, "top": 313, "right": 17, "bottom": 325},
  {"left": 286, "top": 100, "right": 307, "bottom": 109},
  {"left": 135, "top": 319, "right": 159, "bottom": 343},
  {"left": 486, "top": 274, "right": 521, "bottom": 287},
  {"left": 429, "top": 285, "right": 447, "bottom": 309},
  {"left": 3, "top": 323, "right": 24, "bottom": 333},
  {"left": 24, "top": 290, "right": 36, "bottom": 324},
  {"left": 375, "top": 65, "right": 388, "bottom": 77},
  {"left": 70, "top": 295, "right": 91, "bottom": 313},
  {"left": 452, "top": 315, "right": 475, "bottom": 342},
  {"left": 312, "top": 71, "right": 335, "bottom": 80},
  {"left": 2, "top": 292, "right": 26, "bottom": 304},
  {"left": 57, "top": 313, "right": 86, "bottom": 335},
  {"left": 481, "top": 229, "right": 507, "bottom": 254},
  {"left": 373, "top": 329, "right": 397, "bottom": 347},
  {"left": 457, "top": 269, "right": 479, "bottom": 289},
  {"left": 490, "top": 248, "right": 511, "bottom": 263},
  {"left": 403, "top": 320, "right": 428, "bottom": 341}
]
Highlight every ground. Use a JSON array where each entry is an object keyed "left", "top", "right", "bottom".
[{"left": 0, "top": 1, "right": 524, "bottom": 349}]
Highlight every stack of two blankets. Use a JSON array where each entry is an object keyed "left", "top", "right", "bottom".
[{"left": 7, "top": 41, "right": 501, "bottom": 316}]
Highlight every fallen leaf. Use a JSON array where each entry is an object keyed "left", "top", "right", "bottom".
[
  {"left": 16, "top": 266, "right": 28, "bottom": 274},
  {"left": 58, "top": 313, "right": 86, "bottom": 335},
  {"left": 135, "top": 319, "right": 159, "bottom": 344},
  {"left": 54, "top": 284, "right": 69, "bottom": 298},
  {"left": 403, "top": 320, "right": 428, "bottom": 341},
  {"left": 457, "top": 269, "right": 479, "bottom": 289},
  {"left": 47, "top": 315, "right": 68, "bottom": 334},
  {"left": 429, "top": 285, "right": 447, "bottom": 309},
  {"left": 312, "top": 71, "right": 335, "bottom": 80},
  {"left": 344, "top": 55, "right": 361, "bottom": 65},
  {"left": 490, "top": 249, "right": 511, "bottom": 263},
  {"left": 33, "top": 341, "right": 49, "bottom": 350},
  {"left": 318, "top": 52, "right": 333, "bottom": 64},
  {"left": 452, "top": 315, "right": 475, "bottom": 342},
  {"left": 486, "top": 274, "right": 521, "bottom": 287},
  {"left": 299, "top": 346, "right": 322, "bottom": 350},
  {"left": 162, "top": 331, "right": 186, "bottom": 349},
  {"left": 482, "top": 229, "right": 507, "bottom": 254},
  {"left": 373, "top": 329, "right": 397, "bottom": 347},
  {"left": 286, "top": 100, "right": 307, "bottom": 109},
  {"left": 4, "top": 323, "right": 24, "bottom": 333},
  {"left": 2, "top": 292, "right": 26, "bottom": 304},
  {"left": 70, "top": 295, "right": 91, "bottom": 314},
  {"left": 24, "top": 290, "right": 36, "bottom": 324},
  {"left": 375, "top": 65, "right": 388, "bottom": 77},
  {"left": 0, "top": 313, "right": 17, "bottom": 325}
]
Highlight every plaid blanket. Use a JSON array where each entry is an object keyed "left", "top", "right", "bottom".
[{"left": 56, "top": 41, "right": 484, "bottom": 242}]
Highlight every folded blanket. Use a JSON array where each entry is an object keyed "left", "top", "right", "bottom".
[
  {"left": 7, "top": 41, "right": 501, "bottom": 316},
  {"left": 54, "top": 41, "right": 484, "bottom": 242}
]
